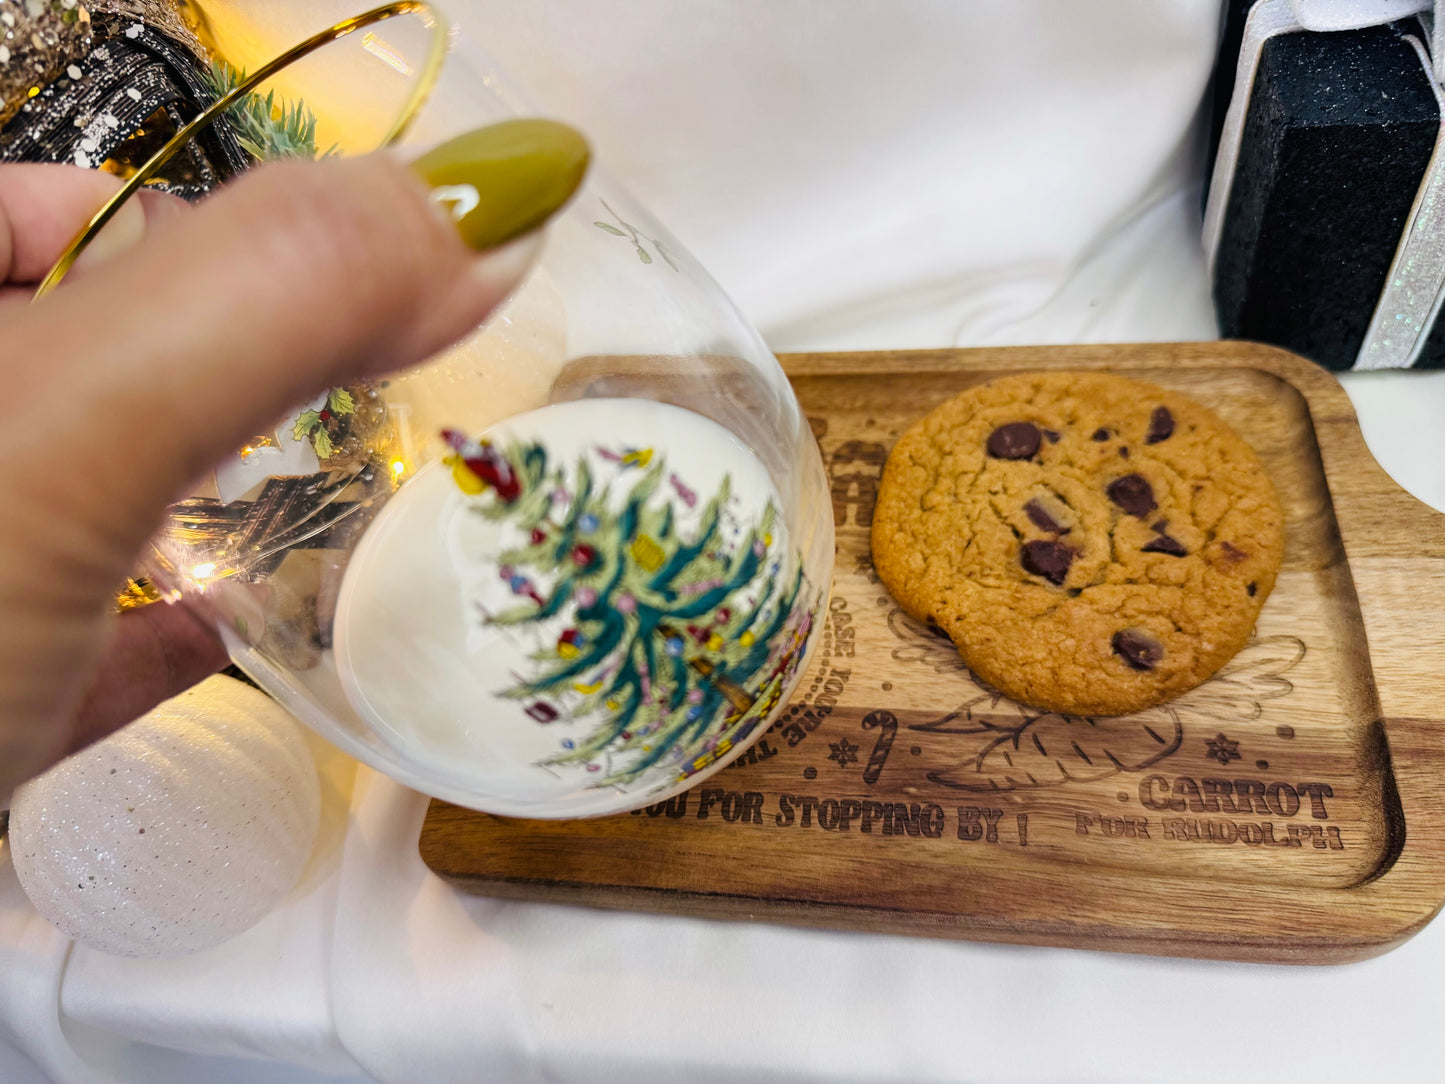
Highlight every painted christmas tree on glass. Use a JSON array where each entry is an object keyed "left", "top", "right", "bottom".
[{"left": 444, "top": 428, "right": 815, "bottom": 788}]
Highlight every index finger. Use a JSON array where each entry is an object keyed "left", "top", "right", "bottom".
[
  {"left": 0, "top": 164, "right": 126, "bottom": 285},
  {"left": 0, "top": 164, "right": 185, "bottom": 293}
]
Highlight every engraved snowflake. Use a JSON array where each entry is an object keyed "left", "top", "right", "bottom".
[
  {"left": 828, "top": 737, "right": 859, "bottom": 768},
  {"left": 1204, "top": 732, "right": 1241, "bottom": 766}
]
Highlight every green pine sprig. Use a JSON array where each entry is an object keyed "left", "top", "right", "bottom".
[{"left": 206, "top": 61, "right": 338, "bottom": 162}]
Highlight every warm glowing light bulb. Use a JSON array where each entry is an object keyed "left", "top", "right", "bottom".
[
  {"left": 190, "top": 562, "right": 217, "bottom": 580},
  {"left": 391, "top": 460, "right": 406, "bottom": 476}
]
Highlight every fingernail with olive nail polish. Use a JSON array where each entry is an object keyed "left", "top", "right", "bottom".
[{"left": 413, "top": 119, "right": 590, "bottom": 251}]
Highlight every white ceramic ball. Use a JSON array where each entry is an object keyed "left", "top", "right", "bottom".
[{"left": 9, "top": 675, "right": 320, "bottom": 957}]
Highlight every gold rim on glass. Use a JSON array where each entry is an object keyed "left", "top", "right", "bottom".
[{"left": 33, "top": 0, "right": 448, "bottom": 300}]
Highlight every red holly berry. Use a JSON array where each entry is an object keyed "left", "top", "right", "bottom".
[
  {"left": 319, "top": 409, "right": 331, "bottom": 422},
  {"left": 530, "top": 528, "right": 547, "bottom": 545},
  {"left": 572, "top": 544, "right": 597, "bottom": 567}
]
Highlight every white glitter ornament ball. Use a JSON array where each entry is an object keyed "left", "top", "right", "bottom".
[{"left": 9, "top": 675, "right": 320, "bottom": 957}]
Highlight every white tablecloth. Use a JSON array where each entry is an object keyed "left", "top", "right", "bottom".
[{"left": 5, "top": 2, "right": 1445, "bottom": 1081}]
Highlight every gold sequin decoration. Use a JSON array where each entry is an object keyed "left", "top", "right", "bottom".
[{"left": 0, "top": 0, "right": 92, "bottom": 128}]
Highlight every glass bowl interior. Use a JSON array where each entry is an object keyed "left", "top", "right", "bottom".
[{"left": 51, "top": 1, "right": 835, "bottom": 817}]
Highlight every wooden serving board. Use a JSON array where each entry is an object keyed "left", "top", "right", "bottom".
[{"left": 420, "top": 342, "right": 1445, "bottom": 963}]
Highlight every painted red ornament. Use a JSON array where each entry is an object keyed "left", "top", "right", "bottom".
[
  {"left": 530, "top": 528, "right": 547, "bottom": 545},
  {"left": 524, "top": 702, "right": 559, "bottom": 723},
  {"left": 571, "top": 544, "right": 597, "bottom": 567}
]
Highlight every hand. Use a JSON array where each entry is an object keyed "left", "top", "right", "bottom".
[{"left": 0, "top": 152, "right": 551, "bottom": 799}]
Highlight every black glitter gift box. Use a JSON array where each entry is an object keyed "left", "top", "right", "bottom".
[{"left": 1205, "top": 0, "right": 1445, "bottom": 371}]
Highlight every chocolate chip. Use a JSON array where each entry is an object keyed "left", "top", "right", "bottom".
[
  {"left": 1142, "top": 533, "right": 1187, "bottom": 557},
  {"left": 987, "top": 422, "right": 1041, "bottom": 460},
  {"left": 1246, "top": 582, "right": 1257, "bottom": 596},
  {"left": 1024, "top": 497, "right": 1068, "bottom": 534},
  {"left": 1151, "top": 519, "right": 1169, "bottom": 532},
  {"left": 1092, "top": 428, "right": 1109, "bottom": 442},
  {"left": 1021, "top": 539, "right": 1075, "bottom": 586},
  {"left": 1145, "top": 406, "right": 1175, "bottom": 444},
  {"left": 1112, "top": 628, "right": 1164, "bottom": 671},
  {"left": 1119, "top": 447, "right": 1129, "bottom": 458},
  {"left": 1144, "top": 404, "right": 1179, "bottom": 442},
  {"left": 1220, "top": 540, "right": 1247, "bottom": 563},
  {"left": 1043, "top": 428, "right": 1061, "bottom": 443},
  {"left": 1107, "top": 473, "right": 1156, "bottom": 517}
]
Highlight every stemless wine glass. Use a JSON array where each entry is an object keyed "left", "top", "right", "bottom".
[{"left": 43, "top": 1, "right": 834, "bottom": 818}]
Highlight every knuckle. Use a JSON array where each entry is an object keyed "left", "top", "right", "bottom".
[{"left": 235, "top": 159, "right": 453, "bottom": 328}]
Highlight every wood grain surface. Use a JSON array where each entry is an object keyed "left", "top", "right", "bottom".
[{"left": 420, "top": 342, "right": 1445, "bottom": 964}]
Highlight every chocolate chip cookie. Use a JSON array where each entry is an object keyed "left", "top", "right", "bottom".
[{"left": 870, "top": 372, "right": 1283, "bottom": 715}]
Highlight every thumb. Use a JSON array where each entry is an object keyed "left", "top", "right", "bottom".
[
  {"left": 4, "top": 120, "right": 588, "bottom": 596},
  {"left": 67, "top": 601, "right": 230, "bottom": 755}
]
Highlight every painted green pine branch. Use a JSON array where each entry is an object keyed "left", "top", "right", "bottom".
[{"left": 462, "top": 437, "right": 808, "bottom": 787}]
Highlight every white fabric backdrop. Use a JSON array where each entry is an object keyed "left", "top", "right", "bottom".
[{"left": 4, "top": 2, "right": 1445, "bottom": 1081}]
